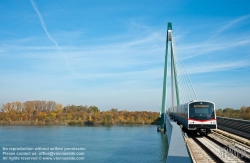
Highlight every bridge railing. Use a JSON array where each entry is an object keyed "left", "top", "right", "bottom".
[
  {"left": 165, "top": 112, "right": 191, "bottom": 163},
  {"left": 165, "top": 113, "right": 173, "bottom": 145},
  {"left": 217, "top": 116, "right": 250, "bottom": 139}
]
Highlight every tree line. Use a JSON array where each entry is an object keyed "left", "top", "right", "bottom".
[
  {"left": 216, "top": 106, "right": 250, "bottom": 120},
  {"left": 0, "top": 100, "right": 160, "bottom": 125}
]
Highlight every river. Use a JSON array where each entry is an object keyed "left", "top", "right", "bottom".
[{"left": 0, "top": 125, "right": 168, "bottom": 163}]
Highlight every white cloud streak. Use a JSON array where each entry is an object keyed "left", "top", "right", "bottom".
[
  {"left": 178, "top": 37, "right": 250, "bottom": 60},
  {"left": 30, "top": 0, "right": 71, "bottom": 68},
  {"left": 216, "top": 15, "right": 250, "bottom": 33},
  {"left": 186, "top": 60, "right": 250, "bottom": 75},
  {"left": 30, "top": 0, "right": 96, "bottom": 81}
]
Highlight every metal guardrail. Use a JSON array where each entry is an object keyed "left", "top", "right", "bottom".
[
  {"left": 217, "top": 116, "right": 250, "bottom": 123},
  {"left": 217, "top": 116, "right": 250, "bottom": 134}
]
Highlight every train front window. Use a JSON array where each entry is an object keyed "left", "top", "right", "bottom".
[{"left": 189, "top": 102, "right": 215, "bottom": 120}]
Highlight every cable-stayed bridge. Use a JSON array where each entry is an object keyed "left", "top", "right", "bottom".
[
  {"left": 160, "top": 22, "right": 198, "bottom": 132},
  {"left": 160, "top": 22, "right": 250, "bottom": 163}
]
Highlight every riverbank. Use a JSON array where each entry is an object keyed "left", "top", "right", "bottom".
[
  {"left": 0, "top": 118, "right": 161, "bottom": 126},
  {"left": 0, "top": 101, "right": 161, "bottom": 126}
]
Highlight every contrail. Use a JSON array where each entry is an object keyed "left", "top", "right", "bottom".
[
  {"left": 30, "top": 0, "right": 96, "bottom": 81},
  {"left": 30, "top": 0, "right": 71, "bottom": 70}
]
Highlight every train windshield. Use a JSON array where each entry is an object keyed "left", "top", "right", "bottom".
[{"left": 189, "top": 102, "right": 215, "bottom": 120}]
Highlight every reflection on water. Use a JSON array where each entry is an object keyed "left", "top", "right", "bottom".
[{"left": 0, "top": 125, "right": 168, "bottom": 163}]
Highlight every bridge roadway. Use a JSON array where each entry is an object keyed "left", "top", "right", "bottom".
[
  {"left": 165, "top": 114, "right": 250, "bottom": 162},
  {"left": 165, "top": 113, "right": 191, "bottom": 163}
]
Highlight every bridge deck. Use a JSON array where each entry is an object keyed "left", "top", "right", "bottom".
[{"left": 166, "top": 113, "right": 191, "bottom": 163}]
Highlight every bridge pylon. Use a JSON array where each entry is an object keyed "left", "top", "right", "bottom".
[{"left": 160, "top": 22, "right": 180, "bottom": 133}]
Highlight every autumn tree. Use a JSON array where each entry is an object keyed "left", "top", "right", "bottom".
[
  {"left": 0, "top": 101, "right": 166, "bottom": 125},
  {"left": 216, "top": 109, "right": 223, "bottom": 117}
]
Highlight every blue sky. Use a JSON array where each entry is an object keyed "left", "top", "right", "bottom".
[{"left": 0, "top": 0, "right": 250, "bottom": 111}]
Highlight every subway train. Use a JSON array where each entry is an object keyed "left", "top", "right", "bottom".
[{"left": 168, "top": 100, "right": 217, "bottom": 135}]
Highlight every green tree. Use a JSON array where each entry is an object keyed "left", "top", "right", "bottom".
[{"left": 216, "top": 109, "right": 223, "bottom": 117}]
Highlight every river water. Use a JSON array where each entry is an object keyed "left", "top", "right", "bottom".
[{"left": 0, "top": 125, "right": 168, "bottom": 163}]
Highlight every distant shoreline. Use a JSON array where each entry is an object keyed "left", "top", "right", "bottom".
[
  {"left": 0, "top": 100, "right": 161, "bottom": 126},
  {"left": 0, "top": 121, "right": 159, "bottom": 126}
]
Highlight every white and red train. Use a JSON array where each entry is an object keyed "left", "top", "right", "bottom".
[{"left": 168, "top": 100, "right": 217, "bottom": 135}]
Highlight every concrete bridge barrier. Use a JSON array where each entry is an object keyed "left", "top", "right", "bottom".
[{"left": 165, "top": 113, "right": 191, "bottom": 163}]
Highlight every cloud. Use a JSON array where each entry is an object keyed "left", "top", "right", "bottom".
[
  {"left": 1, "top": 29, "right": 165, "bottom": 64},
  {"left": 170, "top": 16, "right": 250, "bottom": 60},
  {"left": 186, "top": 60, "right": 250, "bottom": 75},
  {"left": 2, "top": 28, "right": 249, "bottom": 81},
  {"left": 30, "top": 0, "right": 71, "bottom": 69},
  {"left": 30, "top": 0, "right": 98, "bottom": 81},
  {"left": 2, "top": 18, "right": 249, "bottom": 86},
  {"left": 177, "top": 36, "right": 250, "bottom": 59},
  {"left": 216, "top": 15, "right": 250, "bottom": 33}
]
